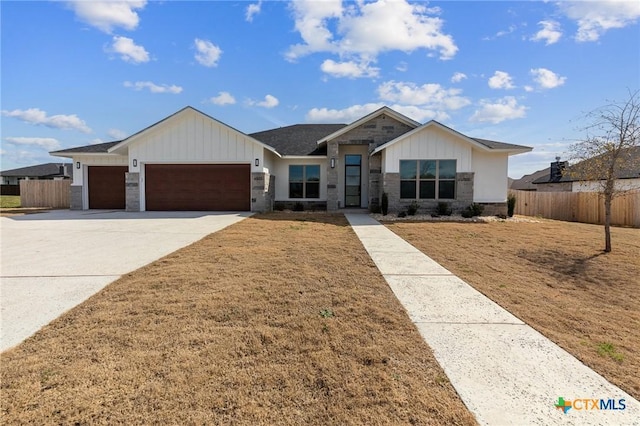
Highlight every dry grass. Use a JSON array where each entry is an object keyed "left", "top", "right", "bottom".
[
  {"left": 386, "top": 218, "right": 640, "bottom": 400},
  {"left": 1, "top": 213, "right": 476, "bottom": 425}
]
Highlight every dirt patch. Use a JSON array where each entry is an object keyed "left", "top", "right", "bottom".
[
  {"left": 1, "top": 213, "right": 476, "bottom": 425},
  {"left": 386, "top": 219, "right": 640, "bottom": 400}
]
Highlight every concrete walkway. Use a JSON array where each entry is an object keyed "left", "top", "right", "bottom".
[{"left": 346, "top": 214, "right": 639, "bottom": 426}]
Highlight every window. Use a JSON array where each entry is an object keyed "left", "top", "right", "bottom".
[
  {"left": 400, "top": 160, "right": 456, "bottom": 199},
  {"left": 289, "top": 165, "right": 320, "bottom": 198}
]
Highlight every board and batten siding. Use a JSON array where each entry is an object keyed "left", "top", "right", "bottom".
[
  {"left": 472, "top": 150, "right": 509, "bottom": 202},
  {"left": 72, "top": 155, "right": 128, "bottom": 186},
  {"left": 381, "top": 127, "right": 473, "bottom": 173},
  {"left": 127, "top": 110, "right": 266, "bottom": 173}
]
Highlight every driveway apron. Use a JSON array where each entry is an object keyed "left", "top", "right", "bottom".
[
  {"left": 0, "top": 210, "right": 250, "bottom": 352},
  {"left": 346, "top": 214, "right": 639, "bottom": 426}
]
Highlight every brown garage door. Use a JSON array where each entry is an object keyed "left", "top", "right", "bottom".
[
  {"left": 88, "top": 166, "right": 128, "bottom": 209},
  {"left": 145, "top": 164, "right": 250, "bottom": 211}
]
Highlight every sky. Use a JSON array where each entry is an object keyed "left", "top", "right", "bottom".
[{"left": 1, "top": 0, "right": 639, "bottom": 178}]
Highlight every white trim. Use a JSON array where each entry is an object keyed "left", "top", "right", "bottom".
[{"left": 372, "top": 120, "right": 532, "bottom": 155}]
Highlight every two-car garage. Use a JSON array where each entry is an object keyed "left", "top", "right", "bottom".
[
  {"left": 87, "top": 164, "right": 251, "bottom": 211},
  {"left": 145, "top": 164, "right": 251, "bottom": 211}
]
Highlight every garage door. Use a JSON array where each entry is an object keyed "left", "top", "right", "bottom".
[
  {"left": 145, "top": 164, "right": 250, "bottom": 211},
  {"left": 88, "top": 166, "right": 128, "bottom": 209}
]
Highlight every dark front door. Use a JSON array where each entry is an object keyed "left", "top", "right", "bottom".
[{"left": 344, "top": 155, "right": 361, "bottom": 207}]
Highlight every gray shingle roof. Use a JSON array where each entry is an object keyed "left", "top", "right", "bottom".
[
  {"left": 51, "top": 140, "right": 121, "bottom": 155},
  {"left": 1, "top": 162, "right": 72, "bottom": 177},
  {"left": 250, "top": 124, "right": 346, "bottom": 156},
  {"left": 471, "top": 137, "right": 531, "bottom": 151},
  {"left": 532, "top": 146, "right": 640, "bottom": 184}
]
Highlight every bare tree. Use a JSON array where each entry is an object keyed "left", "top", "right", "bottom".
[{"left": 568, "top": 90, "right": 639, "bottom": 252}]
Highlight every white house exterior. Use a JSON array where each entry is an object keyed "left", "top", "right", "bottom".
[{"left": 51, "top": 106, "right": 532, "bottom": 215}]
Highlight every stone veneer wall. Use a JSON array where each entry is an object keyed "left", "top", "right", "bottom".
[
  {"left": 70, "top": 185, "right": 83, "bottom": 210},
  {"left": 368, "top": 153, "right": 382, "bottom": 211},
  {"left": 382, "top": 172, "right": 485, "bottom": 214},
  {"left": 251, "top": 171, "right": 274, "bottom": 212},
  {"left": 125, "top": 172, "right": 140, "bottom": 212},
  {"left": 326, "top": 141, "right": 340, "bottom": 211}
]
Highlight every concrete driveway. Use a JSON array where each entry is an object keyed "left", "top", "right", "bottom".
[{"left": 0, "top": 210, "right": 250, "bottom": 351}]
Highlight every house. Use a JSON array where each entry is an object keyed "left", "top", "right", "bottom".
[
  {"left": 532, "top": 147, "right": 640, "bottom": 192},
  {"left": 1, "top": 163, "right": 73, "bottom": 185},
  {"left": 510, "top": 167, "right": 552, "bottom": 191},
  {"left": 50, "top": 106, "right": 532, "bottom": 215}
]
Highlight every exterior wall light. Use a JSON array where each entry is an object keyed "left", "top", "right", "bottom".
[
  {"left": 133, "top": 159, "right": 138, "bottom": 167},
  {"left": 255, "top": 158, "right": 260, "bottom": 167},
  {"left": 330, "top": 157, "right": 336, "bottom": 168},
  {"left": 76, "top": 161, "right": 80, "bottom": 169}
]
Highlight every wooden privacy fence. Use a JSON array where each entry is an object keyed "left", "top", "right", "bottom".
[
  {"left": 510, "top": 189, "right": 640, "bottom": 227},
  {"left": 20, "top": 180, "right": 70, "bottom": 208}
]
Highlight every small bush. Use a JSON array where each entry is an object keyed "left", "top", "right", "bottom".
[
  {"left": 370, "top": 203, "right": 381, "bottom": 214},
  {"left": 397, "top": 211, "right": 407, "bottom": 218},
  {"left": 436, "top": 202, "right": 452, "bottom": 216},
  {"left": 407, "top": 201, "right": 419, "bottom": 216},
  {"left": 507, "top": 193, "right": 516, "bottom": 217},
  {"left": 495, "top": 213, "right": 507, "bottom": 219},
  {"left": 293, "top": 202, "right": 304, "bottom": 212},
  {"left": 381, "top": 192, "right": 389, "bottom": 215},
  {"left": 462, "top": 203, "right": 484, "bottom": 218}
]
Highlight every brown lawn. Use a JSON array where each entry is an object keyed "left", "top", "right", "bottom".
[
  {"left": 1, "top": 213, "right": 476, "bottom": 425},
  {"left": 386, "top": 218, "right": 640, "bottom": 400}
]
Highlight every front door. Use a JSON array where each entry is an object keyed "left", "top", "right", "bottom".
[{"left": 345, "top": 154, "right": 361, "bottom": 207}]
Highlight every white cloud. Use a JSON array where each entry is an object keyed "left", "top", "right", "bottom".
[
  {"left": 90, "top": 138, "right": 104, "bottom": 145},
  {"left": 107, "top": 128, "right": 127, "bottom": 139},
  {"left": 248, "top": 94, "right": 279, "bottom": 108},
  {"left": 558, "top": 0, "right": 640, "bottom": 42},
  {"left": 1, "top": 108, "right": 92, "bottom": 133},
  {"left": 320, "top": 59, "right": 379, "bottom": 78},
  {"left": 483, "top": 24, "right": 517, "bottom": 41},
  {"left": 530, "top": 20, "right": 562, "bottom": 45},
  {"left": 210, "top": 92, "right": 236, "bottom": 106},
  {"left": 67, "top": 0, "right": 146, "bottom": 33},
  {"left": 246, "top": 1, "right": 262, "bottom": 22},
  {"left": 530, "top": 68, "right": 566, "bottom": 89},
  {"left": 4, "top": 137, "right": 61, "bottom": 151},
  {"left": 377, "top": 81, "right": 471, "bottom": 110},
  {"left": 194, "top": 38, "right": 222, "bottom": 67},
  {"left": 306, "top": 102, "right": 449, "bottom": 123},
  {"left": 123, "top": 81, "right": 183, "bottom": 94},
  {"left": 488, "top": 71, "right": 515, "bottom": 90},
  {"left": 396, "top": 61, "right": 408, "bottom": 72},
  {"left": 451, "top": 72, "right": 467, "bottom": 83},
  {"left": 470, "top": 96, "right": 527, "bottom": 124},
  {"left": 109, "top": 36, "right": 150, "bottom": 63},
  {"left": 287, "top": 0, "right": 457, "bottom": 63}
]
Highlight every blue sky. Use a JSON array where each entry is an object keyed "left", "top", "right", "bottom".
[{"left": 1, "top": 0, "right": 639, "bottom": 178}]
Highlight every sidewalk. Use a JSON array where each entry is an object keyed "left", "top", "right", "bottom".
[{"left": 346, "top": 214, "right": 639, "bottom": 426}]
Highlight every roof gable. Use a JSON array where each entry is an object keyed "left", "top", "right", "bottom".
[
  {"left": 109, "top": 106, "right": 279, "bottom": 156},
  {"left": 372, "top": 120, "right": 532, "bottom": 155},
  {"left": 317, "top": 106, "right": 420, "bottom": 145}
]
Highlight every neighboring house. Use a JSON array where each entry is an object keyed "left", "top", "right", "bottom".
[
  {"left": 510, "top": 167, "right": 551, "bottom": 191},
  {"left": 50, "top": 106, "right": 532, "bottom": 214},
  {"left": 1, "top": 163, "right": 72, "bottom": 185},
  {"left": 532, "top": 147, "right": 640, "bottom": 192}
]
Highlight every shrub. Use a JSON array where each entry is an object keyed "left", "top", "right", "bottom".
[
  {"left": 397, "top": 211, "right": 407, "bottom": 218},
  {"left": 507, "top": 193, "right": 516, "bottom": 217},
  {"left": 381, "top": 192, "right": 389, "bottom": 215},
  {"left": 462, "top": 203, "right": 484, "bottom": 218},
  {"left": 293, "top": 201, "right": 304, "bottom": 212},
  {"left": 407, "top": 201, "right": 419, "bottom": 216},
  {"left": 436, "top": 202, "right": 452, "bottom": 216},
  {"left": 370, "top": 203, "right": 381, "bottom": 214}
]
